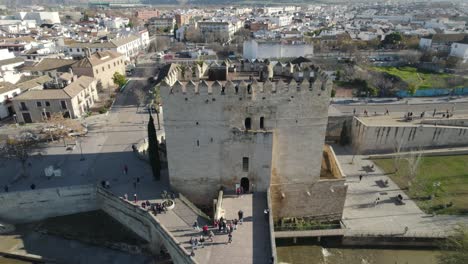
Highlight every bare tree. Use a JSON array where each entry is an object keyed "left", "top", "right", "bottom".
[
  {"left": 404, "top": 148, "right": 422, "bottom": 189},
  {"left": 147, "top": 37, "right": 170, "bottom": 53},
  {"left": 0, "top": 132, "right": 40, "bottom": 181},
  {"left": 43, "top": 113, "right": 84, "bottom": 146},
  {"left": 133, "top": 86, "right": 148, "bottom": 107},
  {"left": 185, "top": 26, "right": 202, "bottom": 43},
  {"left": 392, "top": 139, "right": 405, "bottom": 174}
]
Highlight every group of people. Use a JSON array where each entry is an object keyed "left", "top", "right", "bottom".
[
  {"left": 189, "top": 210, "right": 245, "bottom": 255},
  {"left": 353, "top": 108, "right": 390, "bottom": 117}
]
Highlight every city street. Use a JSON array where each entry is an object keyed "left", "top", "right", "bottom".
[
  {"left": 0, "top": 78, "right": 168, "bottom": 199},
  {"left": 330, "top": 96, "right": 468, "bottom": 116}
]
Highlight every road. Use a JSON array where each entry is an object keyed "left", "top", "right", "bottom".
[{"left": 330, "top": 97, "right": 468, "bottom": 116}]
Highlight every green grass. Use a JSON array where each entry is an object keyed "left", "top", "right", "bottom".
[
  {"left": 372, "top": 155, "right": 468, "bottom": 215},
  {"left": 370, "top": 66, "right": 467, "bottom": 89}
]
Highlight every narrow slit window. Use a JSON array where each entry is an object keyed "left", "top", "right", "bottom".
[
  {"left": 245, "top": 117, "right": 251, "bottom": 130},
  {"left": 242, "top": 157, "right": 249, "bottom": 172}
]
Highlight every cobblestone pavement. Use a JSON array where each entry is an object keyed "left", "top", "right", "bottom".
[{"left": 333, "top": 145, "right": 468, "bottom": 237}]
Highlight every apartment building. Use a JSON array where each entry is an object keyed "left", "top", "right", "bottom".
[
  {"left": 12, "top": 76, "right": 97, "bottom": 123},
  {"left": 65, "top": 34, "right": 146, "bottom": 61},
  {"left": 197, "top": 21, "right": 238, "bottom": 43},
  {"left": 135, "top": 10, "right": 160, "bottom": 21},
  {"left": 72, "top": 50, "right": 125, "bottom": 89}
]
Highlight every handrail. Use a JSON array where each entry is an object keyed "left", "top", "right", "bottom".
[
  {"left": 96, "top": 187, "right": 197, "bottom": 264},
  {"left": 178, "top": 192, "right": 211, "bottom": 222},
  {"left": 213, "top": 190, "right": 224, "bottom": 220},
  {"left": 267, "top": 188, "right": 277, "bottom": 264}
]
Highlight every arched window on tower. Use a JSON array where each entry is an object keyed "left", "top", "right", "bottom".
[
  {"left": 245, "top": 117, "right": 251, "bottom": 130},
  {"left": 260, "top": 116, "right": 264, "bottom": 129}
]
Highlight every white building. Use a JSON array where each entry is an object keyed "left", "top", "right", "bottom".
[
  {"left": 104, "top": 17, "right": 130, "bottom": 29},
  {"left": 255, "top": 15, "right": 292, "bottom": 28},
  {"left": 450, "top": 40, "right": 468, "bottom": 63},
  {"left": 64, "top": 34, "right": 146, "bottom": 61},
  {"left": 0, "top": 49, "right": 24, "bottom": 84},
  {"left": 15, "top": 12, "right": 60, "bottom": 24},
  {"left": 197, "top": 21, "right": 240, "bottom": 43},
  {"left": 243, "top": 39, "right": 313, "bottom": 60},
  {"left": 0, "top": 82, "right": 21, "bottom": 119}
]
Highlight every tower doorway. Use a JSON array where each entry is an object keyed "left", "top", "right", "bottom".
[{"left": 240, "top": 177, "right": 250, "bottom": 192}]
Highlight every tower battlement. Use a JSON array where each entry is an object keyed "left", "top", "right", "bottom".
[{"left": 158, "top": 59, "right": 333, "bottom": 103}]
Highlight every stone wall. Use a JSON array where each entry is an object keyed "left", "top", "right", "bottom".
[
  {"left": 421, "top": 118, "right": 468, "bottom": 127},
  {"left": 160, "top": 76, "right": 332, "bottom": 205},
  {"left": 96, "top": 188, "right": 196, "bottom": 264},
  {"left": 270, "top": 180, "right": 347, "bottom": 221},
  {"left": 321, "top": 145, "right": 344, "bottom": 179},
  {"left": 351, "top": 117, "right": 468, "bottom": 154},
  {"left": 326, "top": 115, "right": 353, "bottom": 143},
  {"left": 0, "top": 185, "right": 98, "bottom": 223}
]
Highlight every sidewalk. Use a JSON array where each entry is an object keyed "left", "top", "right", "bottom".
[{"left": 333, "top": 145, "right": 468, "bottom": 237}]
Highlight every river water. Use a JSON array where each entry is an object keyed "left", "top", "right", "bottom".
[{"left": 277, "top": 245, "right": 440, "bottom": 264}]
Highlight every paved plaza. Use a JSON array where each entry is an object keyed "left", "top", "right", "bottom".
[
  {"left": 333, "top": 145, "right": 468, "bottom": 237},
  {"left": 154, "top": 193, "right": 272, "bottom": 264}
]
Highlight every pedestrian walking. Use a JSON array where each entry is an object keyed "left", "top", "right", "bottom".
[
  {"left": 227, "top": 233, "right": 232, "bottom": 244},
  {"left": 353, "top": 108, "right": 356, "bottom": 115},
  {"left": 433, "top": 108, "right": 436, "bottom": 117},
  {"left": 264, "top": 209, "right": 269, "bottom": 221},
  {"left": 202, "top": 224, "right": 209, "bottom": 235},
  {"left": 222, "top": 220, "right": 227, "bottom": 233},
  {"left": 199, "top": 235, "right": 205, "bottom": 248},
  {"left": 359, "top": 175, "right": 363, "bottom": 182},
  {"left": 123, "top": 193, "right": 128, "bottom": 200},
  {"left": 238, "top": 210, "right": 243, "bottom": 224},
  {"left": 218, "top": 220, "right": 222, "bottom": 232},
  {"left": 233, "top": 219, "right": 238, "bottom": 230},
  {"left": 374, "top": 197, "right": 380, "bottom": 206},
  {"left": 385, "top": 108, "right": 389, "bottom": 115},
  {"left": 123, "top": 164, "right": 128, "bottom": 175},
  {"left": 193, "top": 221, "right": 200, "bottom": 232},
  {"left": 236, "top": 187, "right": 241, "bottom": 197},
  {"left": 404, "top": 226, "right": 409, "bottom": 234},
  {"left": 134, "top": 193, "right": 137, "bottom": 203},
  {"left": 30, "top": 183, "right": 35, "bottom": 190}
]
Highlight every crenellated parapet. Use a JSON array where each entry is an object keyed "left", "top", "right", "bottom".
[{"left": 159, "top": 76, "right": 333, "bottom": 100}]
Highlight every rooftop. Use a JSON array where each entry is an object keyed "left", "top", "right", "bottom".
[
  {"left": 23, "top": 58, "right": 75, "bottom": 72},
  {"left": 0, "top": 82, "right": 17, "bottom": 94},
  {"left": 72, "top": 50, "right": 123, "bottom": 68},
  {"left": 13, "top": 76, "right": 93, "bottom": 100},
  {"left": 0, "top": 57, "right": 24, "bottom": 67}
]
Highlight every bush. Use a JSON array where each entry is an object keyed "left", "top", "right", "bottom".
[{"left": 99, "top": 107, "right": 108, "bottom": 114}]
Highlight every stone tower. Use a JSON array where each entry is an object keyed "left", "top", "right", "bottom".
[{"left": 159, "top": 60, "right": 346, "bottom": 220}]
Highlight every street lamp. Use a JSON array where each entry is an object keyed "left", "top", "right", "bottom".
[{"left": 77, "top": 139, "right": 85, "bottom": 161}]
